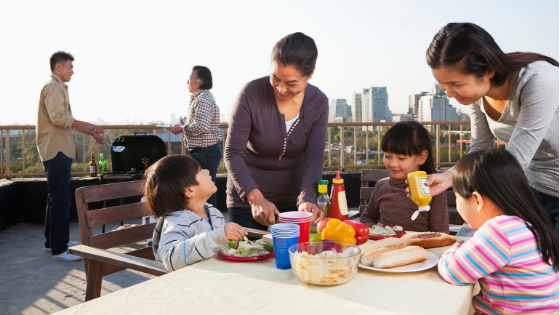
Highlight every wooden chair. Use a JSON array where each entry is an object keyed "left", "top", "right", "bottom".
[
  {"left": 354, "top": 169, "right": 466, "bottom": 233},
  {"left": 68, "top": 180, "right": 167, "bottom": 302}
]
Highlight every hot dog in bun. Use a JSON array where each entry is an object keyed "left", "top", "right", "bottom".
[
  {"left": 373, "top": 246, "right": 429, "bottom": 269},
  {"left": 401, "top": 232, "right": 456, "bottom": 249}
]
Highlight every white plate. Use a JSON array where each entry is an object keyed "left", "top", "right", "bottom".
[
  {"left": 358, "top": 251, "right": 439, "bottom": 273},
  {"left": 156, "top": 125, "right": 171, "bottom": 128}
]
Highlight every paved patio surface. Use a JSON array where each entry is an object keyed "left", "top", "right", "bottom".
[{"left": 0, "top": 219, "right": 161, "bottom": 315}]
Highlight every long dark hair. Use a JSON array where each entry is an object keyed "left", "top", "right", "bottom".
[
  {"left": 427, "top": 23, "right": 558, "bottom": 87},
  {"left": 144, "top": 155, "right": 200, "bottom": 218},
  {"left": 381, "top": 121, "right": 436, "bottom": 174},
  {"left": 271, "top": 32, "right": 318, "bottom": 77},
  {"left": 453, "top": 149, "right": 558, "bottom": 271}
]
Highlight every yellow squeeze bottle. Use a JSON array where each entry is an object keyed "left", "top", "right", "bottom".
[{"left": 407, "top": 171, "right": 432, "bottom": 220}]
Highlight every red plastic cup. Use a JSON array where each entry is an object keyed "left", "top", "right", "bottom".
[{"left": 279, "top": 212, "right": 312, "bottom": 243}]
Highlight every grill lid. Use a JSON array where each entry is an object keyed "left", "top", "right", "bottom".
[{"left": 111, "top": 135, "right": 167, "bottom": 174}]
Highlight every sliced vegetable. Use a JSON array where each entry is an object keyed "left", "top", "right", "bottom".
[
  {"left": 309, "top": 233, "right": 323, "bottom": 242},
  {"left": 220, "top": 237, "right": 273, "bottom": 257}
]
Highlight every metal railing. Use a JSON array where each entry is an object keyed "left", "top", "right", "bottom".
[{"left": 0, "top": 121, "right": 507, "bottom": 178}]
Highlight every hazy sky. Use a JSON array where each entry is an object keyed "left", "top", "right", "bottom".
[{"left": 1, "top": 0, "right": 558, "bottom": 125}]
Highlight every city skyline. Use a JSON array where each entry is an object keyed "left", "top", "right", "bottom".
[{"left": 1, "top": 1, "right": 558, "bottom": 125}]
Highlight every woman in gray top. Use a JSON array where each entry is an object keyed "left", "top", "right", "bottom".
[
  {"left": 422, "top": 23, "right": 559, "bottom": 233},
  {"left": 224, "top": 32, "right": 328, "bottom": 230}
]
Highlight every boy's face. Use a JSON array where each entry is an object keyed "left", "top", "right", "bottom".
[{"left": 193, "top": 169, "right": 217, "bottom": 198}]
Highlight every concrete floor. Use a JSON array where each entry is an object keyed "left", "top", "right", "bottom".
[{"left": 0, "top": 220, "right": 159, "bottom": 315}]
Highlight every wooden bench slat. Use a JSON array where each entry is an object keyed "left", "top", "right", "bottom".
[
  {"left": 86, "top": 202, "right": 151, "bottom": 227},
  {"left": 99, "top": 247, "right": 156, "bottom": 276},
  {"left": 360, "top": 187, "right": 375, "bottom": 200},
  {"left": 127, "top": 247, "right": 156, "bottom": 260},
  {"left": 89, "top": 223, "right": 156, "bottom": 249},
  {"left": 445, "top": 190, "right": 456, "bottom": 206},
  {"left": 69, "top": 245, "right": 167, "bottom": 276},
  {"left": 81, "top": 180, "right": 146, "bottom": 203},
  {"left": 361, "top": 169, "right": 389, "bottom": 182},
  {"left": 448, "top": 209, "right": 465, "bottom": 225}
]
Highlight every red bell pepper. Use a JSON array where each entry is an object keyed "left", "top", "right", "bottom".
[{"left": 343, "top": 220, "right": 369, "bottom": 245}]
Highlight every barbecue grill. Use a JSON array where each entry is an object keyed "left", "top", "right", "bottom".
[{"left": 99, "top": 133, "right": 167, "bottom": 183}]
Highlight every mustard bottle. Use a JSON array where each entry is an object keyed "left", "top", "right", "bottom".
[{"left": 407, "top": 171, "right": 432, "bottom": 220}]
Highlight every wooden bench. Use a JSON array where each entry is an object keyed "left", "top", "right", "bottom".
[
  {"left": 354, "top": 169, "right": 467, "bottom": 234},
  {"left": 68, "top": 180, "right": 167, "bottom": 302}
]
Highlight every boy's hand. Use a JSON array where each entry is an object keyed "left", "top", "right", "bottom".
[{"left": 224, "top": 222, "right": 247, "bottom": 241}]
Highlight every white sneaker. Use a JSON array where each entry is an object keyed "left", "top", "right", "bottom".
[
  {"left": 45, "top": 242, "right": 80, "bottom": 252},
  {"left": 52, "top": 252, "right": 82, "bottom": 261}
]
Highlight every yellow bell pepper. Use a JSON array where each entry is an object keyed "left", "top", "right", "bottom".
[{"left": 321, "top": 219, "right": 356, "bottom": 245}]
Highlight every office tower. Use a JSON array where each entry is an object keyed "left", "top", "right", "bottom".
[
  {"left": 352, "top": 92, "right": 362, "bottom": 123},
  {"left": 418, "top": 85, "right": 459, "bottom": 124},
  {"left": 392, "top": 113, "right": 415, "bottom": 122},
  {"left": 362, "top": 87, "right": 391, "bottom": 123},
  {"left": 329, "top": 99, "right": 352, "bottom": 123},
  {"left": 409, "top": 94, "right": 419, "bottom": 115}
]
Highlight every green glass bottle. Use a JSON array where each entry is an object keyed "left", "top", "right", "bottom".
[{"left": 99, "top": 153, "right": 107, "bottom": 174}]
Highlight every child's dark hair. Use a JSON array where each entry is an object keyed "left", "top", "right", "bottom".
[
  {"left": 143, "top": 155, "right": 200, "bottom": 218},
  {"left": 381, "top": 121, "right": 436, "bottom": 174},
  {"left": 453, "top": 149, "right": 559, "bottom": 271}
]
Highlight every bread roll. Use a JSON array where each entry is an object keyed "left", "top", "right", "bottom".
[
  {"left": 373, "top": 246, "right": 429, "bottom": 269},
  {"left": 360, "top": 243, "right": 406, "bottom": 266},
  {"left": 401, "top": 232, "right": 456, "bottom": 249},
  {"left": 358, "top": 238, "right": 406, "bottom": 257}
]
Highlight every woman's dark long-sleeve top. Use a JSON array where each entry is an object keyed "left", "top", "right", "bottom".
[{"left": 225, "top": 76, "right": 329, "bottom": 209}]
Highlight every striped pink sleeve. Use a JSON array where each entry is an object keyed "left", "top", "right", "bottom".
[{"left": 438, "top": 220, "right": 511, "bottom": 285}]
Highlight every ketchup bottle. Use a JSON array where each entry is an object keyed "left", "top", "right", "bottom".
[{"left": 328, "top": 172, "right": 348, "bottom": 221}]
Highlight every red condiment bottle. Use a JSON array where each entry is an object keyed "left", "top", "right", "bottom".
[{"left": 328, "top": 172, "right": 348, "bottom": 221}]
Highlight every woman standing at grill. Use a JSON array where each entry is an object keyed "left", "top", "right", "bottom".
[
  {"left": 421, "top": 23, "right": 559, "bottom": 233},
  {"left": 224, "top": 32, "right": 328, "bottom": 229}
]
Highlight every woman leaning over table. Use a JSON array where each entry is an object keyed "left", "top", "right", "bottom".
[
  {"left": 224, "top": 32, "right": 328, "bottom": 230},
  {"left": 421, "top": 22, "right": 559, "bottom": 233}
]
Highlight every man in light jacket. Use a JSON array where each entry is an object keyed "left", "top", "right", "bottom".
[{"left": 36, "top": 51, "right": 105, "bottom": 261}]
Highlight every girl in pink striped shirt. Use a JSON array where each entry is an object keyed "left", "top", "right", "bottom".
[{"left": 439, "top": 149, "right": 558, "bottom": 314}]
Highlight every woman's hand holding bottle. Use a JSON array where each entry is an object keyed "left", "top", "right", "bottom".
[{"left": 405, "top": 171, "right": 453, "bottom": 197}]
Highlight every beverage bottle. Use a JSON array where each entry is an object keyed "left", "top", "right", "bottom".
[
  {"left": 328, "top": 172, "right": 348, "bottom": 221},
  {"left": 90, "top": 153, "right": 97, "bottom": 177},
  {"left": 310, "top": 180, "right": 330, "bottom": 234},
  {"left": 99, "top": 154, "right": 107, "bottom": 174},
  {"left": 316, "top": 180, "right": 330, "bottom": 217},
  {"left": 407, "top": 171, "right": 432, "bottom": 220}
]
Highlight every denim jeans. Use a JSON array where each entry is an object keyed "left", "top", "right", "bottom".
[
  {"left": 190, "top": 143, "right": 222, "bottom": 207},
  {"left": 43, "top": 152, "right": 73, "bottom": 255},
  {"left": 531, "top": 187, "right": 559, "bottom": 235},
  {"left": 228, "top": 206, "right": 299, "bottom": 230}
]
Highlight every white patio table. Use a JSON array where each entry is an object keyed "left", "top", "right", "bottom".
[{"left": 55, "top": 235, "right": 478, "bottom": 315}]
